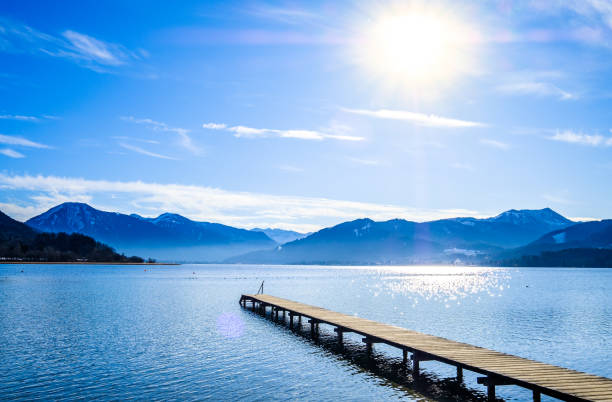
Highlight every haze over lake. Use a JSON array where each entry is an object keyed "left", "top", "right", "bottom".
[{"left": 1, "top": 264, "right": 610, "bottom": 401}]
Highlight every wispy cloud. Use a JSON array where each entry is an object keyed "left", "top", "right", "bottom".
[
  {"left": 0, "top": 174, "right": 487, "bottom": 232},
  {"left": 60, "top": 30, "right": 125, "bottom": 66},
  {"left": 121, "top": 116, "right": 202, "bottom": 154},
  {"left": 0, "top": 148, "right": 25, "bottom": 158},
  {"left": 480, "top": 138, "right": 510, "bottom": 150},
  {"left": 548, "top": 130, "right": 612, "bottom": 146},
  {"left": 341, "top": 108, "right": 486, "bottom": 128},
  {"left": 0, "top": 18, "right": 143, "bottom": 72},
  {"left": 0, "top": 134, "right": 50, "bottom": 148},
  {"left": 0, "top": 114, "right": 39, "bottom": 121},
  {"left": 202, "top": 122, "right": 364, "bottom": 141},
  {"left": 531, "top": 1, "right": 612, "bottom": 31},
  {"left": 111, "top": 136, "right": 160, "bottom": 144},
  {"left": 246, "top": 5, "right": 320, "bottom": 25},
  {"left": 118, "top": 143, "right": 177, "bottom": 160},
  {"left": 496, "top": 82, "right": 575, "bottom": 100}
]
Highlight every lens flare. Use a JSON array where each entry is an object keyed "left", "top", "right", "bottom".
[{"left": 216, "top": 312, "right": 245, "bottom": 339}]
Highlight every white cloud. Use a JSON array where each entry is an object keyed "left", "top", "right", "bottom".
[
  {"left": 0, "top": 148, "right": 25, "bottom": 158},
  {"left": 0, "top": 18, "right": 141, "bottom": 72},
  {"left": 480, "top": 138, "right": 510, "bottom": 150},
  {"left": 341, "top": 108, "right": 486, "bottom": 128},
  {"left": 548, "top": 130, "right": 612, "bottom": 146},
  {"left": 0, "top": 134, "right": 50, "bottom": 148},
  {"left": 0, "top": 114, "right": 39, "bottom": 121},
  {"left": 122, "top": 116, "right": 202, "bottom": 154},
  {"left": 118, "top": 143, "right": 177, "bottom": 160},
  {"left": 203, "top": 122, "right": 364, "bottom": 141},
  {"left": 202, "top": 123, "right": 227, "bottom": 130},
  {"left": 0, "top": 173, "right": 487, "bottom": 232},
  {"left": 496, "top": 82, "right": 575, "bottom": 100}
]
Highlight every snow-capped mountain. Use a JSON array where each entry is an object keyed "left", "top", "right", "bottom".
[
  {"left": 228, "top": 208, "right": 576, "bottom": 264},
  {"left": 486, "top": 208, "right": 571, "bottom": 227}
]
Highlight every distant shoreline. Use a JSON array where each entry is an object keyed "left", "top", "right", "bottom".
[{"left": 0, "top": 261, "right": 179, "bottom": 265}]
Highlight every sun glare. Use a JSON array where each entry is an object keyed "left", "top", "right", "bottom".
[{"left": 355, "top": 6, "right": 476, "bottom": 88}]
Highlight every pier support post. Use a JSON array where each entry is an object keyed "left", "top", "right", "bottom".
[
  {"left": 334, "top": 327, "right": 344, "bottom": 345},
  {"left": 411, "top": 351, "right": 433, "bottom": 377},
  {"left": 251, "top": 301, "right": 255, "bottom": 312},
  {"left": 289, "top": 313, "right": 294, "bottom": 329},
  {"left": 403, "top": 349, "right": 408, "bottom": 364},
  {"left": 308, "top": 319, "right": 319, "bottom": 340},
  {"left": 457, "top": 366, "right": 463, "bottom": 383},
  {"left": 533, "top": 390, "right": 541, "bottom": 402},
  {"left": 298, "top": 315, "right": 302, "bottom": 326},
  {"left": 487, "top": 384, "right": 495, "bottom": 401},
  {"left": 362, "top": 337, "right": 374, "bottom": 356},
  {"left": 477, "top": 376, "right": 513, "bottom": 401}
]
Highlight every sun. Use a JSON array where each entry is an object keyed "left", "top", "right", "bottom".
[{"left": 354, "top": 5, "right": 476, "bottom": 88}]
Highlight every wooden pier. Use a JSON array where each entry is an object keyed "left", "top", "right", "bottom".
[{"left": 240, "top": 294, "right": 612, "bottom": 402}]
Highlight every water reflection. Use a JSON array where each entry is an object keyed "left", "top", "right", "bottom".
[{"left": 367, "top": 266, "right": 511, "bottom": 307}]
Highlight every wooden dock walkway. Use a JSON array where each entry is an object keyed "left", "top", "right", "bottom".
[{"left": 240, "top": 294, "right": 612, "bottom": 402}]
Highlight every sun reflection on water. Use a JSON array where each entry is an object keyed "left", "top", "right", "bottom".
[{"left": 365, "top": 266, "right": 511, "bottom": 308}]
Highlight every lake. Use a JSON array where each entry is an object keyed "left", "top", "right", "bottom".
[{"left": 0, "top": 264, "right": 610, "bottom": 401}]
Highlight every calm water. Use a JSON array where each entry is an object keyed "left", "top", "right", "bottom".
[{"left": 0, "top": 264, "right": 610, "bottom": 401}]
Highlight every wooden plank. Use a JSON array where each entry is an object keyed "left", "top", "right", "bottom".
[{"left": 242, "top": 294, "right": 612, "bottom": 402}]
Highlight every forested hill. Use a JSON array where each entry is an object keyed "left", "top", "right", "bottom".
[{"left": 0, "top": 210, "right": 145, "bottom": 263}]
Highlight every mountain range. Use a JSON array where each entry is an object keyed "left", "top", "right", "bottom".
[
  {"left": 250, "top": 228, "right": 310, "bottom": 244},
  {"left": 226, "top": 208, "right": 576, "bottom": 265},
  {"left": 25, "top": 203, "right": 277, "bottom": 262},
  {"left": 4, "top": 202, "right": 612, "bottom": 266}
]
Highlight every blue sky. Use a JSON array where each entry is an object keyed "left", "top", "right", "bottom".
[{"left": 2, "top": 0, "right": 612, "bottom": 232}]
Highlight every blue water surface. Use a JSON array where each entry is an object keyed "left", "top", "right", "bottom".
[{"left": 0, "top": 264, "right": 610, "bottom": 401}]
